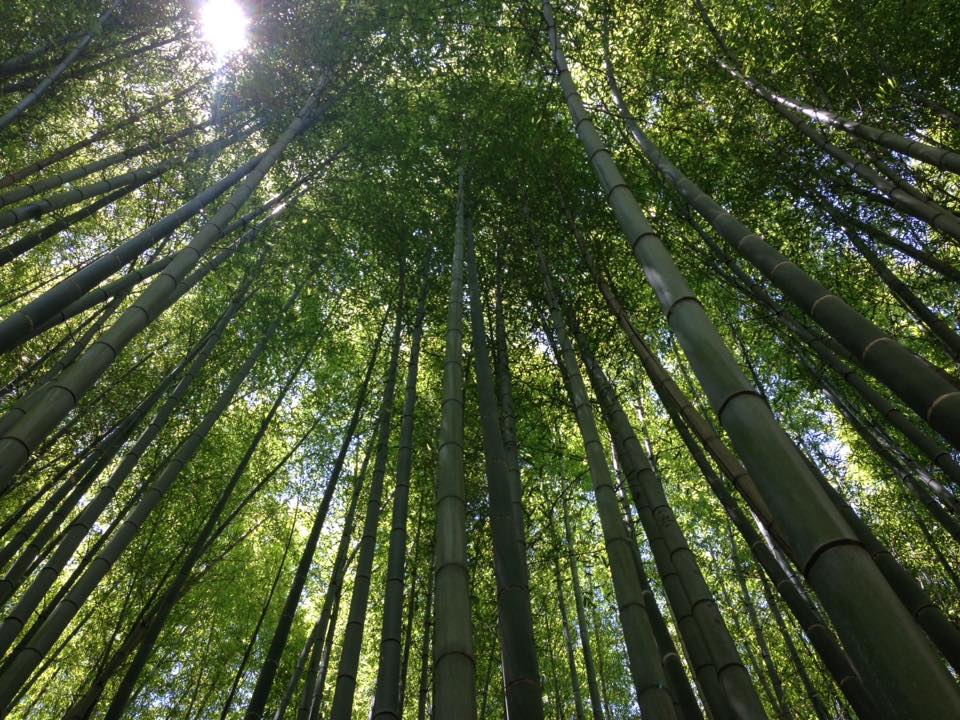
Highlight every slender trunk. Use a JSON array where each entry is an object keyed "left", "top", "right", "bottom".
[
  {"left": 220, "top": 505, "right": 298, "bottom": 719},
  {"left": 493, "top": 242, "right": 527, "bottom": 573},
  {"left": 0, "top": 73, "right": 211, "bottom": 189},
  {"left": 0, "top": 81, "right": 332, "bottom": 481},
  {"left": 708, "top": 48, "right": 960, "bottom": 241},
  {"left": 241, "top": 301, "right": 387, "bottom": 720},
  {"left": 537, "top": 241, "right": 676, "bottom": 718},
  {"left": 0, "top": 116, "right": 219, "bottom": 208},
  {"left": 0, "top": 373, "right": 171, "bottom": 602},
  {"left": 756, "top": 573, "right": 832, "bottom": 720},
  {"left": 561, "top": 497, "right": 606, "bottom": 720},
  {"left": 809, "top": 191, "right": 960, "bottom": 284},
  {"left": 663, "top": 390, "right": 876, "bottom": 716},
  {"left": 542, "top": 5, "right": 960, "bottom": 714},
  {"left": 0, "top": 29, "right": 86, "bottom": 80},
  {"left": 466, "top": 221, "right": 543, "bottom": 719},
  {"left": 574, "top": 313, "right": 763, "bottom": 719},
  {"left": 295, "top": 436, "right": 373, "bottom": 720},
  {"left": 552, "top": 552, "right": 586, "bottom": 720},
  {"left": 371, "top": 269, "right": 427, "bottom": 720},
  {"left": 416, "top": 555, "right": 433, "bottom": 720},
  {"left": 0, "top": 126, "right": 253, "bottom": 234},
  {"left": 845, "top": 227, "right": 960, "bottom": 359},
  {"left": 0, "top": 273, "right": 254, "bottom": 656},
  {"left": 0, "top": 148, "right": 261, "bottom": 351},
  {"left": 575, "top": 222, "right": 784, "bottom": 547},
  {"left": 541, "top": 593, "right": 565, "bottom": 720},
  {"left": 311, "top": 583, "right": 345, "bottom": 720},
  {"left": 0, "top": 173, "right": 160, "bottom": 266},
  {"left": 397, "top": 500, "right": 425, "bottom": 711},
  {"left": 7, "top": 31, "right": 188, "bottom": 97},
  {"left": 716, "top": 63, "right": 960, "bottom": 176},
  {"left": 329, "top": 267, "right": 405, "bottom": 720},
  {"left": 431, "top": 165, "right": 476, "bottom": 720},
  {"left": 728, "top": 527, "right": 791, "bottom": 719},
  {"left": 686, "top": 212, "right": 960, "bottom": 490},
  {"left": 615, "top": 486, "right": 705, "bottom": 720}
]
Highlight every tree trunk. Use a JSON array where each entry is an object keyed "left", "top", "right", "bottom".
[
  {"left": 466, "top": 220, "right": 543, "bottom": 720},
  {"left": 537, "top": 240, "right": 676, "bottom": 719},
  {"left": 0, "top": 272, "right": 255, "bottom": 656},
  {"left": 602, "top": 20, "right": 960, "bottom": 450},
  {"left": 541, "top": 5, "right": 960, "bottom": 714},
  {"left": 552, "top": 551, "right": 586, "bottom": 720},
  {"left": 431, "top": 165, "right": 477, "bottom": 720},
  {"left": 329, "top": 267, "right": 405, "bottom": 720},
  {"left": 574, "top": 312, "right": 763, "bottom": 719},
  {"left": 371, "top": 267, "right": 427, "bottom": 720},
  {"left": 561, "top": 496, "right": 606, "bottom": 720}
]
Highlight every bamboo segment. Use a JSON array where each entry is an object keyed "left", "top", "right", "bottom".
[
  {"left": 539, "top": 242, "right": 677, "bottom": 720},
  {"left": 602, "top": 33, "right": 960, "bottom": 450},
  {"left": 431, "top": 166, "right": 476, "bottom": 720},
  {"left": 544, "top": 2, "right": 960, "bottom": 715}
]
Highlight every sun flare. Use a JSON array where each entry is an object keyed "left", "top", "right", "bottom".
[{"left": 200, "top": 0, "right": 249, "bottom": 62}]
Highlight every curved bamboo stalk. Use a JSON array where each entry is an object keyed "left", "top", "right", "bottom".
[
  {"left": 602, "top": 28, "right": 960, "bottom": 450},
  {"left": 543, "top": 3, "right": 960, "bottom": 715},
  {"left": 0, "top": 83, "right": 331, "bottom": 481}
]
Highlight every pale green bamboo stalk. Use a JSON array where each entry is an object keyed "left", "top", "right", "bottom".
[
  {"left": 544, "top": 3, "right": 960, "bottom": 715},
  {"left": 0, "top": 83, "right": 331, "bottom": 482},
  {"left": 431, "top": 166, "right": 476, "bottom": 720},
  {"left": 327, "top": 286, "right": 403, "bottom": 719},
  {"left": 466, "top": 223, "right": 543, "bottom": 719},
  {"left": 538, "top": 241, "right": 676, "bottom": 719},
  {"left": 371, "top": 270, "right": 427, "bottom": 720}
]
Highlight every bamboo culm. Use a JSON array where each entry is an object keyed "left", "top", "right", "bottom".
[
  {"left": 465, "top": 222, "right": 544, "bottom": 720},
  {"left": 0, "top": 83, "right": 332, "bottom": 481},
  {"left": 431, "top": 166, "right": 476, "bottom": 720},
  {"left": 543, "top": 3, "right": 960, "bottom": 715},
  {"left": 371, "top": 270, "right": 428, "bottom": 720}
]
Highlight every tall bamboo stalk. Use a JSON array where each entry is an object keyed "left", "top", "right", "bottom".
[
  {"left": 371, "top": 265, "right": 427, "bottom": 720},
  {"left": 560, "top": 495, "right": 606, "bottom": 720},
  {"left": 543, "top": 2, "right": 960, "bottom": 714},
  {"left": 538, "top": 241, "right": 676, "bottom": 719},
  {"left": 466, "top": 221, "right": 543, "bottom": 719},
  {"left": 431, "top": 166, "right": 476, "bottom": 720}
]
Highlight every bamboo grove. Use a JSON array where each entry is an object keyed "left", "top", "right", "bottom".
[{"left": 0, "top": 0, "right": 957, "bottom": 717}]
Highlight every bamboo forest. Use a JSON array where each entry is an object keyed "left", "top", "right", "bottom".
[{"left": 1, "top": 0, "right": 960, "bottom": 717}]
